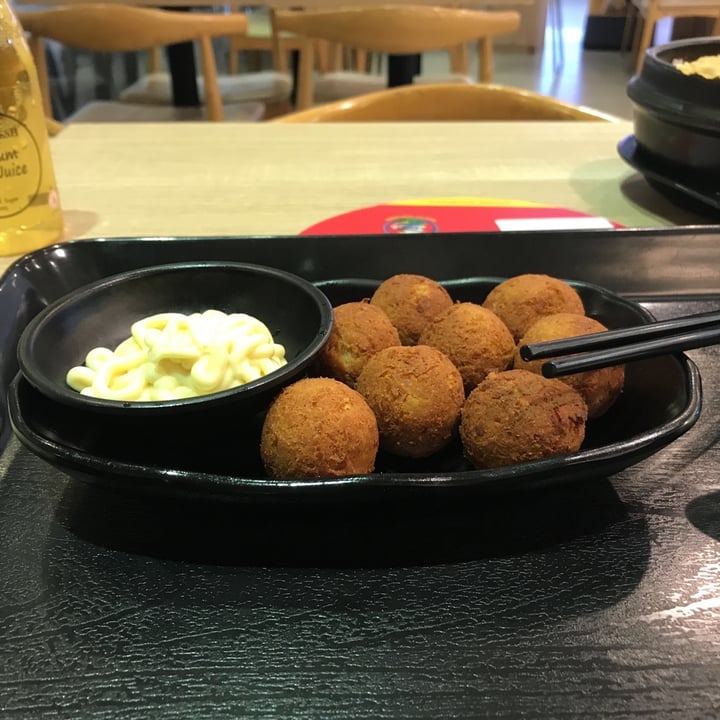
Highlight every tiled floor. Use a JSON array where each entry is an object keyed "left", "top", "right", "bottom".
[
  {"left": 52, "top": 0, "right": 641, "bottom": 120},
  {"left": 422, "top": 0, "right": 636, "bottom": 118}
]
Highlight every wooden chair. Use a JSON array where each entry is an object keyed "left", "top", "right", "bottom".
[
  {"left": 272, "top": 5, "right": 522, "bottom": 110},
  {"left": 626, "top": 0, "right": 720, "bottom": 72},
  {"left": 45, "top": 118, "right": 64, "bottom": 137},
  {"left": 271, "top": 83, "right": 621, "bottom": 122},
  {"left": 17, "top": 5, "right": 265, "bottom": 123},
  {"left": 120, "top": 8, "right": 295, "bottom": 119},
  {"left": 228, "top": 7, "right": 305, "bottom": 74}
]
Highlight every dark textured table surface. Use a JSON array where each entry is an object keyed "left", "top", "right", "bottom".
[{"left": 2, "top": 231, "right": 720, "bottom": 719}]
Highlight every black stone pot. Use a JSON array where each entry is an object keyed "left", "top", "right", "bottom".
[{"left": 627, "top": 37, "right": 720, "bottom": 178}]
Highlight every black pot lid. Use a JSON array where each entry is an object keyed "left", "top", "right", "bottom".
[{"left": 628, "top": 37, "right": 720, "bottom": 127}]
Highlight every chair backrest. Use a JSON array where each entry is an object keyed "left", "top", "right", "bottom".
[
  {"left": 272, "top": 83, "right": 621, "bottom": 122},
  {"left": 16, "top": 5, "right": 249, "bottom": 121},
  {"left": 273, "top": 5, "right": 521, "bottom": 108}
]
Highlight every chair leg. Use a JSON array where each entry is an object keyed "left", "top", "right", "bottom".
[
  {"left": 328, "top": 42, "right": 343, "bottom": 71},
  {"left": 228, "top": 43, "right": 239, "bottom": 74},
  {"left": 620, "top": 4, "right": 636, "bottom": 55},
  {"left": 148, "top": 46, "right": 164, "bottom": 73},
  {"left": 199, "top": 36, "right": 223, "bottom": 121},
  {"left": 629, "top": 8, "right": 643, "bottom": 65},
  {"left": 269, "top": 10, "right": 289, "bottom": 73},
  {"left": 355, "top": 48, "right": 368, "bottom": 72},
  {"left": 373, "top": 52, "right": 384, "bottom": 75},
  {"left": 635, "top": 11, "right": 657, "bottom": 74},
  {"left": 295, "top": 40, "right": 315, "bottom": 110},
  {"left": 478, "top": 37, "right": 493, "bottom": 83},
  {"left": 449, "top": 43, "right": 469, "bottom": 75},
  {"left": 313, "top": 39, "right": 330, "bottom": 73}
]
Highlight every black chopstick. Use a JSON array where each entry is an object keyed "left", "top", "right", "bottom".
[
  {"left": 519, "top": 308, "right": 720, "bottom": 361},
  {"left": 540, "top": 324, "right": 720, "bottom": 378}
]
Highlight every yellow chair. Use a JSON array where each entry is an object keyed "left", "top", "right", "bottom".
[
  {"left": 17, "top": 5, "right": 265, "bottom": 122},
  {"left": 45, "top": 118, "right": 64, "bottom": 137},
  {"left": 628, "top": 0, "right": 720, "bottom": 72},
  {"left": 271, "top": 82, "right": 620, "bottom": 122},
  {"left": 228, "top": 7, "right": 305, "bottom": 74},
  {"left": 120, "top": 8, "right": 295, "bottom": 119},
  {"left": 273, "top": 5, "right": 522, "bottom": 110}
]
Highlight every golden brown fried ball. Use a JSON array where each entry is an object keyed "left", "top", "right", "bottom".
[
  {"left": 418, "top": 302, "right": 515, "bottom": 394},
  {"left": 482, "top": 273, "right": 585, "bottom": 342},
  {"left": 355, "top": 345, "right": 465, "bottom": 458},
  {"left": 370, "top": 273, "right": 453, "bottom": 346},
  {"left": 260, "top": 378, "right": 379, "bottom": 479},
  {"left": 513, "top": 313, "right": 625, "bottom": 419},
  {"left": 459, "top": 369, "right": 588, "bottom": 469},
  {"left": 315, "top": 301, "right": 401, "bottom": 387}
]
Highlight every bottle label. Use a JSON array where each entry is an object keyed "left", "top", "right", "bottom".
[{"left": 0, "top": 112, "right": 41, "bottom": 219}]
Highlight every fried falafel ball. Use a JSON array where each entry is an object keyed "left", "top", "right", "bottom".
[
  {"left": 355, "top": 345, "right": 465, "bottom": 458},
  {"left": 482, "top": 273, "right": 585, "bottom": 342},
  {"left": 315, "top": 301, "right": 401, "bottom": 387},
  {"left": 459, "top": 369, "right": 588, "bottom": 468},
  {"left": 260, "top": 378, "right": 379, "bottom": 479},
  {"left": 370, "top": 273, "right": 453, "bottom": 346},
  {"left": 418, "top": 302, "right": 515, "bottom": 394},
  {"left": 513, "top": 312, "right": 625, "bottom": 419}
]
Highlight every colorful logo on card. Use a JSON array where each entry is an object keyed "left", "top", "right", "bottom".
[{"left": 382, "top": 215, "right": 439, "bottom": 234}]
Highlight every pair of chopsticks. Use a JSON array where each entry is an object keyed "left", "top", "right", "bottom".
[{"left": 519, "top": 309, "right": 720, "bottom": 378}]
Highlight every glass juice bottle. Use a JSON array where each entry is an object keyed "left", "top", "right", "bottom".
[{"left": 0, "top": 0, "right": 63, "bottom": 256}]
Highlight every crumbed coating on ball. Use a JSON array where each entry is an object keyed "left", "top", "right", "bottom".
[
  {"left": 315, "top": 301, "right": 401, "bottom": 387},
  {"left": 260, "top": 378, "right": 379, "bottom": 479},
  {"left": 355, "top": 345, "right": 465, "bottom": 458},
  {"left": 370, "top": 273, "right": 453, "bottom": 346},
  {"left": 418, "top": 302, "right": 515, "bottom": 394},
  {"left": 514, "top": 313, "right": 625, "bottom": 419},
  {"left": 482, "top": 274, "right": 585, "bottom": 342},
  {"left": 459, "top": 369, "right": 588, "bottom": 468}
]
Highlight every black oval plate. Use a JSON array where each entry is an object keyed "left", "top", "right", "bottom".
[
  {"left": 618, "top": 134, "right": 720, "bottom": 217},
  {"left": 7, "top": 277, "right": 703, "bottom": 503}
]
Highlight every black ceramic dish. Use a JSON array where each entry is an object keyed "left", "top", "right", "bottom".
[
  {"left": 618, "top": 134, "right": 720, "bottom": 217},
  {"left": 17, "top": 261, "right": 334, "bottom": 418},
  {"left": 8, "top": 277, "right": 703, "bottom": 503},
  {"left": 627, "top": 37, "right": 720, "bottom": 176}
]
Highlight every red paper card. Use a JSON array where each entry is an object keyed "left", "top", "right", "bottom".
[{"left": 300, "top": 197, "right": 621, "bottom": 235}]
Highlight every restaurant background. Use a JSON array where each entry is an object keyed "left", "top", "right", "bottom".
[{"left": 14, "top": 0, "right": 647, "bottom": 120}]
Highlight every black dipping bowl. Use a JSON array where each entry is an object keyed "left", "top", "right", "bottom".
[
  {"left": 627, "top": 37, "right": 720, "bottom": 176},
  {"left": 17, "top": 262, "right": 333, "bottom": 418}
]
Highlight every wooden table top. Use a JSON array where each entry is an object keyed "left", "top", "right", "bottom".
[{"left": 3, "top": 121, "right": 710, "bottom": 273}]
